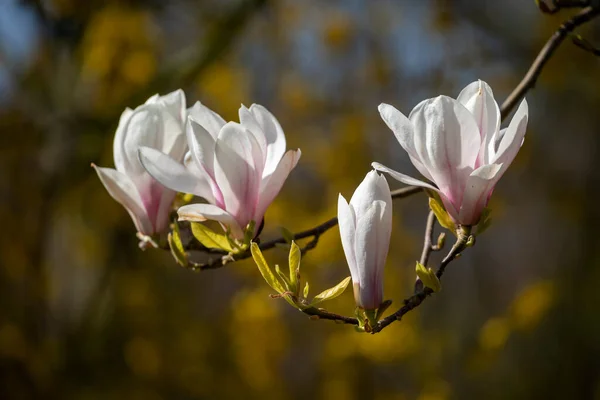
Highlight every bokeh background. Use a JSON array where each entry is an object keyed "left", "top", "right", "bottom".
[{"left": 1, "top": 0, "right": 600, "bottom": 399}]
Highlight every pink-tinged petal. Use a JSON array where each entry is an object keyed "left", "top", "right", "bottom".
[
  {"left": 457, "top": 80, "right": 500, "bottom": 165},
  {"left": 371, "top": 162, "right": 439, "bottom": 192},
  {"left": 254, "top": 149, "right": 301, "bottom": 224},
  {"left": 187, "top": 118, "right": 217, "bottom": 179},
  {"left": 92, "top": 165, "right": 152, "bottom": 235},
  {"left": 409, "top": 96, "right": 481, "bottom": 204},
  {"left": 239, "top": 105, "right": 267, "bottom": 163},
  {"left": 492, "top": 99, "right": 528, "bottom": 171},
  {"left": 121, "top": 104, "right": 165, "bottom": 177},
  {"left": 214, "top": 122, "right": 262, "bottom": 229},
  {"left": 338, "top": 194, "right": 358, "bottom": 283},
  {"left": 438, "top": 191, "right": 460, "bottom": 224},
  {"left": 379, "top": 103, "right": 433, "bottom": 181},
  {"left": 249, "top": 104, "right": 286, "bottom": 176},
  {"left": 187, "top": 101, "right": 226, "bottom": 139},
  {"left": 153, "top": 184, "right": 177, "bottom": 234},
  {"left": 354, "top": 201, "right": 385, "bottom": 310},
  {"left": 458, "top": 163, "right": 503, "bottom": 225},
  {"left": 177, "top": 203, "right": 243, "bottom": 239},
  {"left": 138, "top": 147, "right": 215, "bottom": 203},
  {"left": 113, "top": 107, "right": 134, "bottom": 172}
]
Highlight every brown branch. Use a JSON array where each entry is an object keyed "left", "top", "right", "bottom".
[
  {"left": 500, "top": 6, "right": 600, "bottom": 120},
  {"left": 301, "top": 307, "right": 358, "bottom": 325},
  {"left": 372, "top": 228, "right": 470, "bottom": 333},
  {"left": 419, "top": 211, "right": 437, "bottom": 267},
  {"left": 178, "top": 186, "right": 423, "bottom": 271}
]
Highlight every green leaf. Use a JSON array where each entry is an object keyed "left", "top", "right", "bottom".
[
  {"left": 303, "top": 281, "right": 310, "bottom": 299},
  {"left": 288, "top": 241, "right": 301, "bottom": 295},
  {"left": 415, "top": 261, "right": 441, "bottom": 293},
  {"left": 310, "top": 276, "right": 351, "bottom": 306},
  {"left": 250, "top": 242, "right": 285, "bottom": 294},
  {"left": 476, "top": 207, "right": 492, "bottom": 235},
  {"left": 168, "top": 226, "right": 188, "bottom": 267},
  {"left": 280, "top": 227, "right": 295, "bottom": 244},
  {"left": 190, "top": 222, "right": 235, "bottom": 252},
  {"left": 429, "top": 197, "right": 456, "bottom": 233},
  {"left": 275, "top": 264, "right": 291, "bottom": 291}
]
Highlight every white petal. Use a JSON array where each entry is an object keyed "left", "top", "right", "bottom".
[
  {"left": 338, "top": 194, "right": 358, "bottom": 283},
  {"left": 249, "top": 104, "right": 286, "bottom": 176},
  {"left": 457, "top": 80, "right": 500, "bottom": 165},
  {"left": 409, "top": 95, "right": 481, "bottom": 203},
  {"left": 458, "top": 163, "right": 503, "bottom": 225},
  {"left": 349, "top": 170, "right": 390, "bottom": 219},
  {"left": 121, "top": 104, "right": 165, "bottom": 177},
  {"left": 239, "top": 105, "right": 267, "bottom": 163},
  {"left": 163, "top": 130, "right": 188, "bottom": 163},
  {"left": 379, "top": 103, "right": 433, "bottom": 181},
  {"left": 113, "top": 107, "right": 134, "bottom": 172},
  {"left": 177, "top": 203, "right": 243, "bottom": 239},
  {"left": 492, "top": 99, "right": 528, "bottom": 171},
  {"left": 154, "top": 89, "right": 186, "bottom": 124},
  {"left": 254, "top": 149, "right": 301, "bottom": 227},
  {"left": 138, "top": 147, "right": 215, "bottom": 203},
  {"left": 92, "top": 165, "right": 152, "bottom": 235},
  {"left": 371, "top": 162, "right": 439, "bottom": 192},
  {"left": 354, "top": 201, "right": 385, "bottom": 309},
  {"left": 214, "top": 122, "right": 262, "bottom": 229},
  {"left": 187, "top": 118, "right": 217, "bottom": 179},
  {"left": 187, "top": 101, "right": 226, "bottom": 139}
]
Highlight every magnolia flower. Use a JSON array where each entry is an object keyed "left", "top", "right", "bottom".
[
  {"left": 338, "top": 171, "right": 392, "bottom": 310},
  {"left": 373, "top": 80, "right": 528, "bottom": 226},
  {"left": 93, "top": 90, "right": 187, "bottom": 239},
  {"left": 139, "top": 103, "right": 301, "bottom": 239}
]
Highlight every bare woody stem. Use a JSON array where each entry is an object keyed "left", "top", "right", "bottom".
[
  {"left": 181, "top": 186, "right": 423, "bottom": 271},
  {"left": 372, "top": 226, "right": 470, "bottom": 333},
  {"left": 500, "top": 6, "right": 600, "bottom": 120}
]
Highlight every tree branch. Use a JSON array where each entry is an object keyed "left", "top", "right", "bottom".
[
  {"left": 372, "top": 228, "right": 470, "bottom": 333},
  {"left": 179, "top": 186, "right": 423, "bottom": 271},
  {"left": 500, "top": 6, "right": 600, "bottom": 120}
]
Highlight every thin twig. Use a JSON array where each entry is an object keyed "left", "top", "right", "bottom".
[
  {"left": 177, "top": 186, "right": 422, "bottom": 271},
  {"left": 372, "top": 229, "right": 470, "bottom": 333},
  {"left": 302, "top": 307, "right": 359, "bottom": 325},
  {"left": 500, "top": 6, "right": 600, "bottom": 120},
  {"left": 419, "top": 211, "right": 437, "bottom": 267}
]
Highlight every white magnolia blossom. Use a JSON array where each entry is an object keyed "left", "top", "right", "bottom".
[
  {"left": 139, "top": 103, "right": 301, "bottom": 239},
  {"left": 373, "top": 80, "right": 529, "bottom": 226},
  {"left": 338, "top": 171, "right": 392, "bottom": 310},
  {"left": 93, "top": 90, "right": 187, "bottom": 237}
]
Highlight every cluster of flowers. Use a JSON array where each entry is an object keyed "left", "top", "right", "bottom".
[{"left": 94, "top": 81, "right": 528, "bottom": 313}]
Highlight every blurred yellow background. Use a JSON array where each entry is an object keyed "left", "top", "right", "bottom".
[{"left": 1, "top": 0, "right": 599, "bottom": 399}]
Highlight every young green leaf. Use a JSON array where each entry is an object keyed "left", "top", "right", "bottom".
[
  {"left": 191, "top": 222, "right": 235, "bottom": 252},
  {"left": 415, "top": 261, "right": 441, "bottom": 292},
  {"left": 168, "top": 228, "right": 188, "bottom": 267},
  {"left": 310, "top": 276, "right": 351, "bottom": 306},
  {"left": 303, "top": 281, "right": 310, "bottom": 299},
  {"left": 275, "top": 264, "right": 291, "bottom": 291},
  {"left": 288, "top": 241, "right": 301, "bottom": 295},
  {"left": 429, "top": 197, "right": 456, "bottom": 233},
  {"left": 250, "top": 242, "right": 285, "bottom": 294}
]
